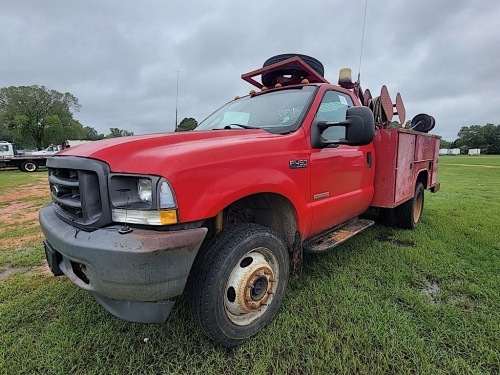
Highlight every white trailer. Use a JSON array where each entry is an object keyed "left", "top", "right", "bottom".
[
  {"left": 439, "top": 149, "right": 449, "bottom": 155},
  {"left": 468, "top": 148, "right": 481, "bottom": 156},
  {"left": 448, "top": 148, "right": 460, "bottom": 155}
]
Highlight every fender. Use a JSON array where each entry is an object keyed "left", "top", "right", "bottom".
[{"left": 174, "top": 167, "right": 312, "bottom": 235}]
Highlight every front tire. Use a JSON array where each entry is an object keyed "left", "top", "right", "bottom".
[{"left": 188, "top": 224, "right": 289, "bottom": 347}]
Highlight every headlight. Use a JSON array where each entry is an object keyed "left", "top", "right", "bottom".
[
  {"left": 138, "top": 178, "right": 152, "bottom": 204},
  {"left": 109, "top": 175, "right": 178, "bottom": 225}
]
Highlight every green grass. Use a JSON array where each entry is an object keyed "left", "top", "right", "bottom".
[
  {"left": 439, "top": 154, "right": 500, "bottom": 166},
  {"left": 0, "top": 169, "right": 48, "bottom": 193},
  {"left": 1, "top": 160, "right": 499, "bottom": 374}
]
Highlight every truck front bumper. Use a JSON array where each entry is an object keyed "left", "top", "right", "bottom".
[{"left": 39, "top": 204, "right": 207, "bottom": 323}]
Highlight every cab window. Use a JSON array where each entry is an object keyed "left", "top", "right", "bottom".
[{"left": 314, "top": 91, "right": 353, "bottom": 141}]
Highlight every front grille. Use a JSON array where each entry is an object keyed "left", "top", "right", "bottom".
[
  {"left": 49, "top": 168, "right": 99, "bottom": 220},
  {"left": 47, "top": 156, "right": 112, "bottom": 229}
]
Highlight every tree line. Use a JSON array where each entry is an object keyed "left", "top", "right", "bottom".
[
  {"left": 444, "top": 124, "right": 500, "bottom": 154},
  {"left": 0, "top": 85, "right": 134, "bottom": 150}
]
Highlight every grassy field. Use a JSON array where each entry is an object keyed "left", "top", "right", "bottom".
[{"left": 1, "top": 157, "right": 499, "bottom": 374}]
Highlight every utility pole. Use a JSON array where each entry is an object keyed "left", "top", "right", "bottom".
[{"left": 175, "top": 70, "right": 179, "bottom": 131}]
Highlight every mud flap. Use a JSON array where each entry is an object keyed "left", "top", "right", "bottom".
[
  {"left": 290, "top": 231, "right": 303, "bottom": 278},
  {"left": 44, "top": 241, "right": 64, "bottom": 276}
]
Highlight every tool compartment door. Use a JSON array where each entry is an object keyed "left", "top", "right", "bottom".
[
  {"left": 371, "top": 129, "right": 416, "bottom": 208},
  {"left": 371, "top": 128, "right": 440, "bottom": 208},
  {"left": 394, "top": 132, "right": 416, "bottom": 203}
]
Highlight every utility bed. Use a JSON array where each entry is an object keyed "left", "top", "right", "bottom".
[{"left": 371, "top": 128, "right": 440, "bottom": 208}]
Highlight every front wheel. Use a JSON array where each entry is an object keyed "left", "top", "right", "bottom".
[
  {"left": 396, "top": 182, "right": 425, "bottom": 229},
  {"left": 188, "top": 224, "right": 289, "bottom": 347}
]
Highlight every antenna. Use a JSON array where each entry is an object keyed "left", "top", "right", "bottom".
[
  {"left": 175, "top": 70, "right": 179, "bottom": 131},
  {"left": 357, "top": 0, "right": 369, "bottom": 83},
  {"left": 118, "top": 195, "right": 133, "bottom": 234}
]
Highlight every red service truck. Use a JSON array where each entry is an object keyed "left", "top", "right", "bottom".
[{"left": 39, "top": 54, "right": 440, "bottom": 347}]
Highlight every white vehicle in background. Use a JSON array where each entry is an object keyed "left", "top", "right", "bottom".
[
  {"left": 0, "top": 140, "right": 94, "bottom": 172},
  {"left": 30, "top": 145, "right": 62, "bottom": 156},
  {"left": 0, "top": 141, "right": 51, "bottom": 172},
  {"left": 62, "top": 140, "right": 94, "bottom": 149}
]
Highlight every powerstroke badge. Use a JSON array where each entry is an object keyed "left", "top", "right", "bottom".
[{"left": 289, "top": 160, "right": 308, "bottom": 169}]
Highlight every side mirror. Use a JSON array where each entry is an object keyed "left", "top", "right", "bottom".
[{"left": 311, "top": 106, "right": 375, "bottom": 148}]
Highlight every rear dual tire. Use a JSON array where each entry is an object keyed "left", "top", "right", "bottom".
[{"left": 396, "top": 182, "right": 425, "bottom": 229}]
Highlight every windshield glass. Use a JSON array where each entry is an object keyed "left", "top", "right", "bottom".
[{"left": 195, "top": 86, "right": 317, "bottom": 133}]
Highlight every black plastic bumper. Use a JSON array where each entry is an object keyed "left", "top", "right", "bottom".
[{"left": 39, "top": 204, "right": 207, "bottom": 323}]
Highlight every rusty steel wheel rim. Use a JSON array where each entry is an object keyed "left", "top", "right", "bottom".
[
  {"left": 413, "top": 191, "right": 423, "bottom": 223},
  {"left": 224, "top": 247, "right": 280, "bottom": 326}
]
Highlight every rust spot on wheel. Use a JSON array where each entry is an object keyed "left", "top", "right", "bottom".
[
  {"left": 243, "top": 266, "right": 273, "bottom": 311},
  {"left": 413, "top": 191, "right": 423, "bottom": 223}
]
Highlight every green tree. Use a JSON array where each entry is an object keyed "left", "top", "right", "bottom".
[
  {"left": 454, "top": 124, "right": 500, "bottom": 154},
  {"left": 0, "top": 118, "right": 13, "bottom": 142},
  {"left": 481, "top": 123, "right": 500, "bottom": 154},
  {"left": 42, "top": 117, "right": 86, "bottom": 146},
  {"left": 176, "top": 117, "right": 197, "bottom": 132},
  {"left": 84, "top": 126, "right": 105, "bottom": 140},
  {"left": 0, "top": 85, "right": 81, "bottom": 149},
  {"left": 440, "top": 139, "right": 451, "bottom": 149},
  {"left": 106, "top": 127, "right": 134, "bottom": 138}
]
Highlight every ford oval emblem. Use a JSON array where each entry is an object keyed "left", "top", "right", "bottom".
[{"left": 51, "top": 184, "right": 60, "bottom": 196}]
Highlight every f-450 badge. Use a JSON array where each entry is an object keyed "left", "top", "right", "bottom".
[{"left": 289, "top": 160, "right": 308, "bottom": 169}]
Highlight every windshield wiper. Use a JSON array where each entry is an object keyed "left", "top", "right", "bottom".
[{"left": 224, "top": 124, "right": 260, "bottom": 130}]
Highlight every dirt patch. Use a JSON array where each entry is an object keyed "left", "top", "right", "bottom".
[
  {"left": 376, "top": 233, "right": 415, "bottom": 247},
  {"left": 0, "top": 180, "right": 49, "bottom": 251},
  {"left": 421, "top": 278, "right": 440, "bottom": 304},
  {"left": 0, "top": 201, "right": 42, "bottom": 224},
  {"left": 447, "top": 294, "right": 475, "bottom": 312},
  {"left": 0, "top": 182, "right": 49, "bottom": 204},
  {"left": 440, "top": 163, "right": 500, "bottom": 168},
  {"left": 0, "top": 264, "right": 52, "bottom": 281},
  {"left": 0, "top": 265, "right": 30, "bottom": 281},
  {"left": 0, "top": 232, "right": 45, "bottom": 252}
]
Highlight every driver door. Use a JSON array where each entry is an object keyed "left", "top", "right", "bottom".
[{"left": 309, "top": 90, "right": 375, "bottom": 235}]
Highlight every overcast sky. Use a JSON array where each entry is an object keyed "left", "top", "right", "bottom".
[{"left": 1, "top": 0, "right": 499, "bottom": 141}]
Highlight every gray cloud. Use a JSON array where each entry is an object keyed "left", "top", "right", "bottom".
[{"left": 1, "top": 0, "right": 498, "bottom": 141}]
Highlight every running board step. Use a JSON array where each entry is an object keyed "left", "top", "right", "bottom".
[{"left": 303, "top": 218, "right": 375, "bottom": 253}]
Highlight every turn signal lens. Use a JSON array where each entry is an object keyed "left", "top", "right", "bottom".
[{"left": 160, "top": 210, "right": 178, "bottom": 225}]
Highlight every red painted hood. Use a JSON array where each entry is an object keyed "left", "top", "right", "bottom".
[{"left": 55, "top": 130, "right": 288, "bottom": 176}]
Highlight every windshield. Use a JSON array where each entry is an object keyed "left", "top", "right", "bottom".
[{"left": 195, "top": 86, "right": 317, "bottom": 133}]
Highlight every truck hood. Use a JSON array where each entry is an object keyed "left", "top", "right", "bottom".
[{"left": 55, "top": 130, "right": 295, "bottom": 176}]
